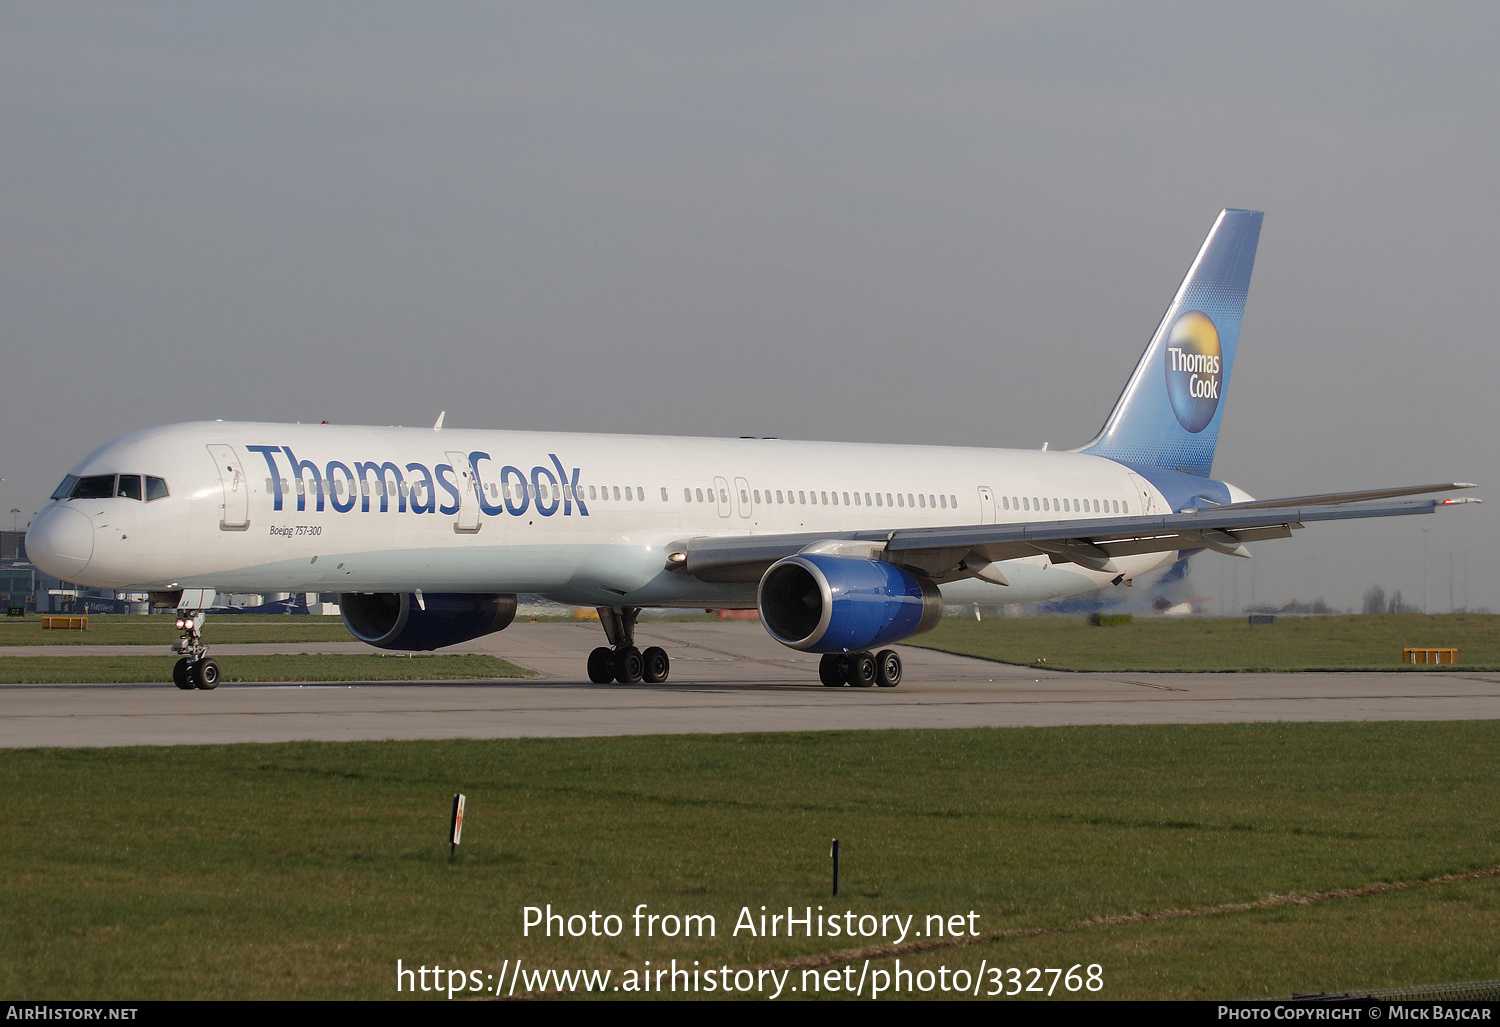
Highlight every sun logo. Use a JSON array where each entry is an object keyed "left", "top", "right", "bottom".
[{"left": 1163, "top": 310, "right": 1222, "bottom": 433}]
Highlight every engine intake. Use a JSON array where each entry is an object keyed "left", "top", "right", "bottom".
[
  {"left": 758, "top": 555, "right": 943, "bottom": 653},
  {"left": 339, "top": 592, "right": 518, "bottom": 651}
]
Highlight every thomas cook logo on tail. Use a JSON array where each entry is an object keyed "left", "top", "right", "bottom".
[{"left": 1163, "top": 310, "right": 1222, "bottom": 433}]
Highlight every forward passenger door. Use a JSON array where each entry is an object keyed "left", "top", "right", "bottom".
[{"left": 207, "top": 444, "right": 250, "bottom": 531}]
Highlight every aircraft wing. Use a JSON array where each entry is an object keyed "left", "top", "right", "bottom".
[{"left": 668, "top": 484, "right": 1479, "bottom": 584}]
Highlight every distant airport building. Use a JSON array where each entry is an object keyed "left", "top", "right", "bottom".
[{"left": 0, "top": 530, "right": 35, "bottom": 612}]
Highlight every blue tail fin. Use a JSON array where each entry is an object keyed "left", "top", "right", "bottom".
[{"left": 1080, "top": 208, "right": 1262, "bottom": 477}]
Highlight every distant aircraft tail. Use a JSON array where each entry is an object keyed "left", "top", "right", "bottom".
[{"left": 1079, "top": 208, "right": 1262, "bottom": 478}]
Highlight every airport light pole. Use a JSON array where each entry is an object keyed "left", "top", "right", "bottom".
[
  {"left": 9, "top": 509, "right": 18, "bottom": 531},
  {"left": 1421, "top": 529, "right": 1430, "bottom": 613}
]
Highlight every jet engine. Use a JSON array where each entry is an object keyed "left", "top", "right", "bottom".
[
  {"left": 757, "top": 554, "right": 943, "bottom": 653},
  {"left": 339, "top": 592, "right": 518, "bottom": 651}
]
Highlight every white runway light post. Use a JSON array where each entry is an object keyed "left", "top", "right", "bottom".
[{"left": 449, "top": 793, "right": 465, "bottom": 860}]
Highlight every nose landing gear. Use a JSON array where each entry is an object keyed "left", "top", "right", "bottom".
[
  {"left": 588, "top": 606, "right": 671, "bottom": 684},
  {"left": 170, "top": 590, "right": 221, "bottom": 690}
]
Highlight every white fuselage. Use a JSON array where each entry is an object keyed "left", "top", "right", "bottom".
[{"left": 29, "top": 421, "right": 1210, "bottom": 610}]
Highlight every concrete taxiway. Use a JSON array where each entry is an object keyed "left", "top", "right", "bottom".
[{"left": 2, "top": 621, "right": 1498, "bottom": 748}]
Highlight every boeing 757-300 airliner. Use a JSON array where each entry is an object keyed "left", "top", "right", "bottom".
[{"left": 25, "top": 209, "right": 1478, "bottom": 690}]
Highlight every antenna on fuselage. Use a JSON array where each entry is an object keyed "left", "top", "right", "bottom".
[{"left": 433, "top": 411, "right": 446, "bottom": 431}]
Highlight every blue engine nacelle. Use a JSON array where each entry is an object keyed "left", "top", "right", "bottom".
[
  {"left": 757, "top": 555, "right": 944, "bottom": 653},
  {"left": 339, "top": 592, "right": 518, "bottom": 651}
]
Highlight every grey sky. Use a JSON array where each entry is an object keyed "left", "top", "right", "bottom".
[{"left": 2, "top": 2, "right": 1495, "bottom": 611}]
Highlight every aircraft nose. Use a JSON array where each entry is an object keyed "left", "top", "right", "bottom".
[{"left": 26, "top": 505, "right": 95, "bottom": 579}]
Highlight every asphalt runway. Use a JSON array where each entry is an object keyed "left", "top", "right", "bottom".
[{"left": 3, "top": 621, "right": 1499, "bottom": 748}]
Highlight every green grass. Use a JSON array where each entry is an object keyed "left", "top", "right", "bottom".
[
  {"left": 0, "top": 653, "right": 532, "bottom": 683},
  {"left": 0, "top": 611, "right": 724, "bottom": 645},
  {"left": 913, "top": 613, "right": 1500, "bottom": 672},
  {"left": 2, "top": 722, "right": 1498, "bottom": 999},
  {"left": 0, "top": 613, "right": 352, "bottom": 646}
]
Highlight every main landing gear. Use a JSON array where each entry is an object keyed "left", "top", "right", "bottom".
[
  {"left": 170, "top": 607, "right": 221, "bottom": 690},
  {"left": 587, "top": 606, "right": 670, "bottom": 685},
  {"left": 819, "top": 649, "right": 902, "bottom": 688}
]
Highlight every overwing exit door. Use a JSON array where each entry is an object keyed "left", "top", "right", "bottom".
[{"left": 977, "top": 486, "right": 996, "bottom": 525}]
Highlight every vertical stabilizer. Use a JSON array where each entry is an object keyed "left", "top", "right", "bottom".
[{"left": 1080, "top": 208, "right": 1262, "bottom": 477}]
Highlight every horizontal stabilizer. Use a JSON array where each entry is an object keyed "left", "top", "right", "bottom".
[{"left": 1185, "top": 482, "right": 1476, "bottom": 513}]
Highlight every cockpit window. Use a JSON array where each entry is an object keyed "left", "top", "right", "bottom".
[
  {"left": 116, "top": 474, "right": 143, "bottom": 501},
  {"left": 145, "top": 476, "right": 169, "bottom": 501},
  {"left": 51, "top": 475, "right": 78, "bottom": 501},
  {"left": 70, "top": 475, "right": 116, "bottom": 500}
]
